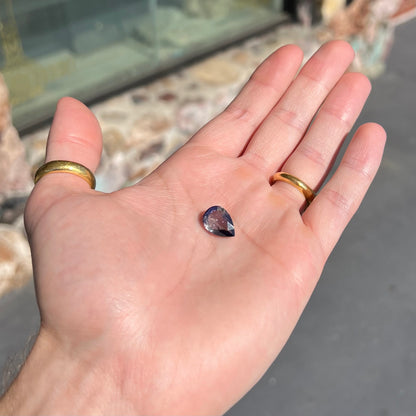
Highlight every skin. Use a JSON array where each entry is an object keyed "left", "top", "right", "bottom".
[{"left": 0, "top": 41, "right": 386, "bottom": 415}]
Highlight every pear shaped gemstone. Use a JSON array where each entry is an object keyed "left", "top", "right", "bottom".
[{"left": 203, "top": 206, "right": 235, "bottom": 237}]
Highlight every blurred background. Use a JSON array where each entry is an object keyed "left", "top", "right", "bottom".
[{"left": 1, "top": 0, "right": 416, "bottom": 414}]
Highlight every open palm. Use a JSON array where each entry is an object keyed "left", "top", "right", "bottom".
[{"left": 22, "top": 41, "right": 385, "bottom": 415}]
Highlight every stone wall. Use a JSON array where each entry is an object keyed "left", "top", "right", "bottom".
[{"left": 0, "top": 75, "right": 32, "bottom": 297}]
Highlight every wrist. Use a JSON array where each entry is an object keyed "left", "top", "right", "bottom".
[{"left": 0, "top": 329, "right": 133, "bottom": 415}]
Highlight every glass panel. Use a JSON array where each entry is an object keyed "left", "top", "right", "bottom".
[
  {"left": 155, "top": 0, "right": 285, "bottom": 61},
  {"left": 0, "top": 0, "right": 286, "bottom": 130},
  {"left": 0, "top": 0, "right": 157, "bottom": 129}
]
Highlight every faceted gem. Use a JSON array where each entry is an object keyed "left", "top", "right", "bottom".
[{"left": 203, "top": 206, "right": 235, "bottom": 237}]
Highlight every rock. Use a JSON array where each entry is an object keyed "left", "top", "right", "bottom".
[
  {"left": 327, "top": 0, "right": 400, "bottom": 39},
  {"left": 0, "top": 224, "right": 32, "bottom": 298},
  {"left": 230, "top": 50, "right": 252, "bottom": 65},
  {"left": 177, "top": 99, "right": 212, "bottom": 135},
  {"left": 328, "top": 0, "right": 371, "bottom": 37},
  {"left": 321, "top": 0, "right": 346, "bottom": 23},
  {"left": 126, "top": 158, "right": 163, "bottom": 185},
  {"left": 165, "top": 132, "right": 189, "bottom": 155},
  {"left": 0, "top": 74, "right": 11, "bottom": 132},
  {"left": 0, "top": 196, "right": 27, "bottom": 225},
  {"left": 23, "top": 133, "right": 48, "bottom": 167},
  {"left": 370, "top": 0, "right": 401, "bottom": 21},
  {"left": 0, "top": 74, "right": 33, "bottom": 196},
  {"left": 158, "top": 92, "right": 177, "bottom": 102},
  {"left": 100, "top": 110, "right": 128, "bottom": 123},
  {"left": 103, "top": 127, "right": 127, "bottom": 156},
  {"left": 131, "top": 93, "right": 148, "bottom": 104},
  {"left": 127, "top": 113, "right": 173, "bottom": 149},
  {"left": 189, "top": 57, "right": 242, "bottom": 86},
  {"left": 95, "top": 153, "right": 130, "bottom": 193},
  {"left": 139, "top": 141, "right": 165, "bottom": 160},
  {"left": 326, "top": 0, "right": 400, "bottom": 77},
  {"left": 0, "top": 126, "right": 33, "bottom": 194}
]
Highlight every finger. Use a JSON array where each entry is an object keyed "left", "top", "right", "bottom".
[
  {"left": 189, "top": 44, "right": 304, "bottom": 156},
  {"left": 26, "top": 98, "right": 102, "bottom": 231},
  {"left": 302, "top": 123, "right": 386, "bottom": 258},
  {"left": 271, "top": 72, "right": 372, "bottom": 206},
  {"left": 242, "top": 40, "right": 355, "bottom": 174},
  {"left": 38, "top": 97, "right": 102, "bottom": 191},
  {"left": 45, "top": 97, "right": 102, "bottom": 169}
]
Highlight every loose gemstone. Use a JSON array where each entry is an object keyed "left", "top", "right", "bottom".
[{"left": 203, "top": 206, "right": 235, "bottom": 237}]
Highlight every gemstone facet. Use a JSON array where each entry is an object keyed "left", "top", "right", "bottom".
[{"left": 203, "top": 206, "right": 235, "bottom": 237}]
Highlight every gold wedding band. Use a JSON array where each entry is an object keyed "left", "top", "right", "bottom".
[
  {"left": 34, "top": 160, "right": 96, "bottom": 189},
  {"left": 270, "top": 172, "right": 316, "bottom": 205}
]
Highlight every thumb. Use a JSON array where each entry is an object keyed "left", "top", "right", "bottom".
[
  {"left": 25, "top": 97, "right": 102, "bottom": 232},
  {"left": 45, "top": 97, "right": 102, "bottom": 170}
]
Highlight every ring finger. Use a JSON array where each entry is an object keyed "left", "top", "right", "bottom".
[{"left": 271, "top": 71, "right": 372, "bottom": 206}]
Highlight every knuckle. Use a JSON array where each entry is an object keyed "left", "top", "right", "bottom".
[
  {"left": 270, "top": 107, "right": 306, "bottom": 132},
  {"left": 296, "top": 142, "right": 327, "bottom": 168},
  {"left": 223, "top": 104, "right": 257, "bottom": 129},
  {"left": 323, "top": 188, "right": 353, "bottom": 216}
]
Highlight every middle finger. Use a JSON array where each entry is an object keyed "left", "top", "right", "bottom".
[{"left": 241, "top": 40, "right": 355, "bottom": 175}]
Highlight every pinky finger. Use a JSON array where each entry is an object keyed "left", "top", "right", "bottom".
[{"left": 303, "top": 123, "right": 386, "bottom": 259}]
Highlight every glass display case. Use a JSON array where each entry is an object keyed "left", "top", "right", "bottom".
[{"left": 0, "top": 0, "right": 287, "bottom": 130}]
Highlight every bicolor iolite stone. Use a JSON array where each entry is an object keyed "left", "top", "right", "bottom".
[{"left": 202, "top": 206, "right": 235, "bottom": 237}]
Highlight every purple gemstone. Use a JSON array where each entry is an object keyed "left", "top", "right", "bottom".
[{"left": 203, "top": 206, "right": 235, "bottom": 237}]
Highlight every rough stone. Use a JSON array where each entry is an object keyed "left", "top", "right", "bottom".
[
  {"left": 95, "top": 153, "right": 130, "bottom": 193},
  {"left": 103, "top": 127, "right": 127, "bottom": 156},
  {"left": 325, "top": 0, "right": 400, "bottom": 76},
  {"left": 139, "top": 141, "right": 165, "bottom": 160},
  {"left": 158, "top": 92, "right": 177, "bottom": 102},
  {"left": 100, "top": 110, "right": 129, "bottom": 123},
  {"left": 22, "top": 132, "right": 48, "bottom": 167},
  {"left": 189, "top": 57, "right": 241, "bottom": 86},
  {"left": 0, "top": 224, "right": 32, "bottom": 298},
  {"left": 0, "top": 74, "right": 32, "bottom": 196},
  {"left": 0, "top": 74, "right": 11, "bottom": 132},
  {"left": 127, "top": 113, "right": 173, "bottom": 148},
  {"left": 0, "top": 196, "right": 27, "bottom": 225},
  {"left": 230, "top": 50, "right": 252, "bottom": 65},
  {"left": 327, "top": 0, "right": 400, "bottom": 38},
  {"left": 321, "top": 0, "right": 347, "bottom": 23},
  {"left": 126, "top": 158, "right": 163, "bottom": 185},
  {"left": 131, "top": 94, "right": 148, "bottom": 104},
  {"left": 177, "top": 99, "right": 213, "bottom": 134}
]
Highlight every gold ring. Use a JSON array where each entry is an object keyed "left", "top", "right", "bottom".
[
  {"left": 34, "top": 160, "right": 96, "bottom": 189},
  {"left": 270, "top": 172, "right": 315, "bottom": 205}
]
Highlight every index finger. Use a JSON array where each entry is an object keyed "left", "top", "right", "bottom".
[{"left": 189, "top": 44, "right": 304, "bottom": 156}]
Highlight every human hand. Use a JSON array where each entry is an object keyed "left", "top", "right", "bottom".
[{"left": 1, "top": 41, "right": 385, "bottom": 415}]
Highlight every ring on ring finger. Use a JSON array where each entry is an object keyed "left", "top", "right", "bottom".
[{"left": 270, "top": 172, "right": 316, "bottom": 206}]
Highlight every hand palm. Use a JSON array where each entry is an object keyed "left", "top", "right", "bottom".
[
  {"left": 28, "top": 143, "right": 315, "bottom": 411},
  {"left": 24, "top": 42, "right": 385, "bottom": 414}
]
